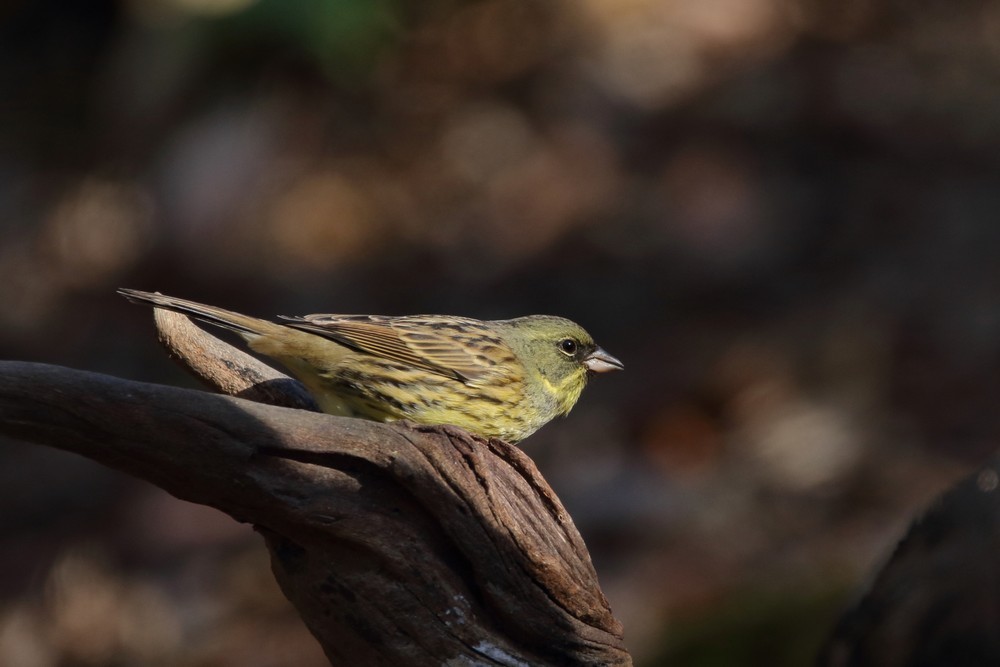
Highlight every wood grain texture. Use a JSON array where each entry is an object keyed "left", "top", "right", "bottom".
[{"left": 0, "top": 308, "right": 630, "bottom": 666}]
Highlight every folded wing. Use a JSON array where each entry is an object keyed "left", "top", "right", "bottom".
[{"left": 279, "top": 314, "right": 503, "bottom": 384}]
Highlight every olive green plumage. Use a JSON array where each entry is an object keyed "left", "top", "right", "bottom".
[{"left": 118, "top": 289, "right": 622, "bottom": 443}]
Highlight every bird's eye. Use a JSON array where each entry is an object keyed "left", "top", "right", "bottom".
[{"left": 558, "top": 338, "right": 578, "bottom": 356}]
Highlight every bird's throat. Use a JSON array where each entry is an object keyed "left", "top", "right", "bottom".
[{"left": 539, "top": 372, "right": 587, "bottom": 416}]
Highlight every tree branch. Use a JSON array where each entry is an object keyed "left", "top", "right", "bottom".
[
  {"left": 151, "top": 306, "right": 320, "bottom": 411},
  {"left": 0, "top": 310, "right": 630, "bottom": 666}
]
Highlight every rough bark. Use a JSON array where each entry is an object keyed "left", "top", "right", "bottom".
[{"left": 0, "top": 310, "right": 631, "bottom": 666}]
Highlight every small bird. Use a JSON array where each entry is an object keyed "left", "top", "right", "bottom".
[{"left": 118, "top": 289, "right": 622, "bottom": 443}]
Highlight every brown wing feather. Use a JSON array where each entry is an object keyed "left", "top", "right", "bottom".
[{"left": 278, "top": 314, "right": 500, "bottom": 383}]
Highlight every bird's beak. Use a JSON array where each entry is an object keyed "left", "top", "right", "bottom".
[{"left": 583, "top": 347, "right": 624, "bottom": 373}]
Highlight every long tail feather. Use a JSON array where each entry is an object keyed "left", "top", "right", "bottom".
[{"left": 117, "top": 288, "right": 279, "bottom": 338}]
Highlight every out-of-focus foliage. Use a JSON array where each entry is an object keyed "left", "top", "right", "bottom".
[{"left": 2, "top": 0, "right": 999, "bottom": 664}]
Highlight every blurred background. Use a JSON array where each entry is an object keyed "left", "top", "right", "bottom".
[{"left": 2, "top": 0, "right": 1000, "bottom": 664}]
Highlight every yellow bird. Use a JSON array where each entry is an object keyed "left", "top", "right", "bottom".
[{"left": 119, "top": 289, "right": 622, "bottom": 443}]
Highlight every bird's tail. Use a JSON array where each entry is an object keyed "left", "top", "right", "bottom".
[{"left": 117, "top": 288, "right": 284, "bottom": 339}]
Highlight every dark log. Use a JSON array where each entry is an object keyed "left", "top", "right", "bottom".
[
  {"left": 0, "top": 309, "right": 630, "bottom": 666},
  {"left": 820, "top": 458, "right": 1000, "bottom": 666}
]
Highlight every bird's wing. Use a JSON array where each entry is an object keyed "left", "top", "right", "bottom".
[{"left": 278, "top": 314, "right": 502, "bottom": 383}]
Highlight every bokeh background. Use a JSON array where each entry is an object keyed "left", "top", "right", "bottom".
[{"left": 3, "top": 0, "right": 1000, "bottom": 664}]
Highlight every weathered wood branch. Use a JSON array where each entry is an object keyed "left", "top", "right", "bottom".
[
  {"left": 151, "top": 306, "right": 321, "bottom": 411},
  {"left": 0, "top": 310, "right": 630, "bottom": 666}
]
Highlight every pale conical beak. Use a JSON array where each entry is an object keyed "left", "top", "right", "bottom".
[{"left": 583, "top": 347, "right": 624, "bottom": 373}]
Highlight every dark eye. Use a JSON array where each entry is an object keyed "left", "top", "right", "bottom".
[{"left": 558, "top": 338, "right": 578, "bottom": 356}]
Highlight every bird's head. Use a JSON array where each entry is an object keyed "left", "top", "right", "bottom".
[{"left": 500, "top": 315, "right": 623, "bottom": 417}]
